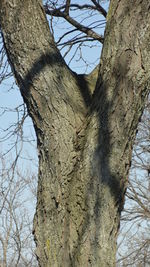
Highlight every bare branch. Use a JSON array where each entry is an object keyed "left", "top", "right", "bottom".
[
  {"left": 64, "top": 0, "right": 71, "bottom": 15},
  {"left": 44, "top": 5, "right": 104, "bottom": 43},
  {"left": 91, "top": 0, "right": 107, "bottom": 17}
]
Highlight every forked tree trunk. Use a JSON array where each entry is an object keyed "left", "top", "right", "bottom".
[{"left": 0, "top": 0, "right": 150, "bottom": 266}]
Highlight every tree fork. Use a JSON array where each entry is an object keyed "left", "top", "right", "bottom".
[{"left": 0, "top": 0, "right": 150, "bottom": 266}]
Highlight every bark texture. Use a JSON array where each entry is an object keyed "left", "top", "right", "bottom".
[{"left": 0, "top": 0, "right": 150, "bottom": 266}]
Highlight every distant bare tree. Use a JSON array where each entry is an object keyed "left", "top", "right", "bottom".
[{"left": 0, "top": 154, "right": 37, "bottom": 267}]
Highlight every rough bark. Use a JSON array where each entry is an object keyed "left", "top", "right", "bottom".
[{"left": 0, "top": 0, "right": 150, "bottom": 266}]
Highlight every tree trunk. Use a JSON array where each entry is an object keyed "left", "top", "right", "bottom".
[{"left": 0, "top": 0, "right": 150, "bottom": 266}]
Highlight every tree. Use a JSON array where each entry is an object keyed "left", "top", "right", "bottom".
[
  {"left": 0, "top": 153, "right": 37, "bottom": 267},
  {"left": 0, "top": 0, "right": 150, "bottom": 266}
]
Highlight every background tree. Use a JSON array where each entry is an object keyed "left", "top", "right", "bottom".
[
  {"left": 0, "top": 0, "right": 150, "bottom": 266},
  {"left": 0, "top": 153, "right": 37, "bottom": 267}
]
